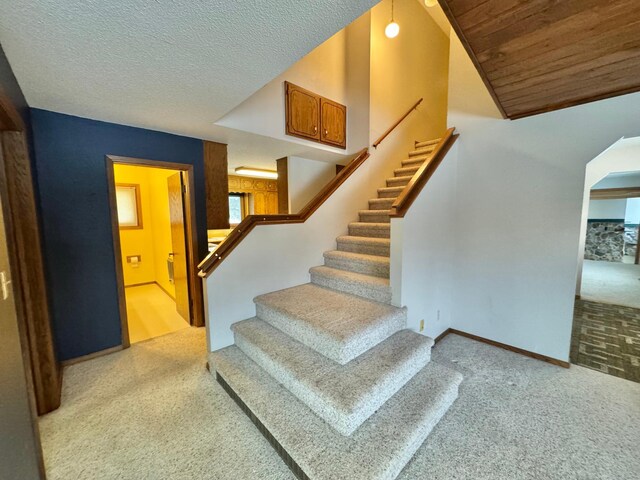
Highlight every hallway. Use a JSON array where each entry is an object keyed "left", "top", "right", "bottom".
[
  {"left": 39, "top": 330, "right": 640, "bottom": 480},
  {"left": 581, "top": 259, "right": 640, "bottom": 309}
]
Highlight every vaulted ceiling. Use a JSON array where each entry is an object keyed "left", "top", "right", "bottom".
[{"left": 439, "top": 0, "right": 640, "bottom": 119}]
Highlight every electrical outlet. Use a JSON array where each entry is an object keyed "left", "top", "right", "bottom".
[{"left": 419, "top": 319, "right": 424, "bottom": 332}]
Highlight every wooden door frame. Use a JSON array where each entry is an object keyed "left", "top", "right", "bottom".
[
  {"left": 0, "top": 93, "right": 61, "bottom": 416},
  {"left": 105, "top": 155, "right": 205, "bottom": 348}
]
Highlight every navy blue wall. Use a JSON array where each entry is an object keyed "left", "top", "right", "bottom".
[{"left": 30, "top": 109, "right": 206, "bottom": 361}]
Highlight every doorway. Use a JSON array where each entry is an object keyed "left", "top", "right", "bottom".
[{"left": 106, "top": 156, "right": 204, "bottom": 346}]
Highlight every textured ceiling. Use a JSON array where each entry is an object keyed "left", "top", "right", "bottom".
[{"left": 0, "top": 0, "right": 377, "bottom": 167}]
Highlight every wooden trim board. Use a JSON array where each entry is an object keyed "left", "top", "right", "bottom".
[
  {"left": 198, "top": 148, "right": 370, "bottom": 278},
  {"left": 434, "top": 328, "right": 570, "bottom": 368},
  {"left": 61, "top": 345, "right": 124, "bottom": 367},
  {"left": 590, "top": 187, "right": 640, "bottom": 200}
]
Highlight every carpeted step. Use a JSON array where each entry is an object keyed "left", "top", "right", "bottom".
[
  {"left": 369, "top": 198, "right": 394, "bottom": 210},
  {"left": 401, "top": 155, "right": 429, "bottom": 167},
  {"left": 310, "top": 265, "right": 392, "bottom": 304},
  {"left": 394, "top": 165, "right": 420, "bottom": 177},
  {"left": 337, "top": 235, "right": 390, "bottom": 257},
  {"left": 209, "top": 346, "right": 462, "bottom": 480},
  {"left": 415, "top": 138, "right": 441, "bottom": 149},
  {"left": 254, "top": 283, "right": 405, "bottom": 364},
  {"left": 348, "top": 222, "right": 390, "bottom": 238},
  {"left": 359, "top": 209, "right": 390, "bottom": 223},
  {"left": 324, "top": 250, "right": 390, "bottom": 278},
  {"left": 386, "top": 175, "right": 412, "bottom": 188},
  {"left": 232, "top": 318, "right": 433, "bottom": 436},
  {"left": 377, "top": 186, "right": 404, "bottom": 199}
]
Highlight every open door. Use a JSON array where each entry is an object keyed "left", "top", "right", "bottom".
[{"left": 167, "top": 172, "right": 191, "bottom": 323}]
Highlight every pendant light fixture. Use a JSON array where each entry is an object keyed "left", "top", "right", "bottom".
[{"left": 385, "top": 0, "right": 400, "bottom": 39}]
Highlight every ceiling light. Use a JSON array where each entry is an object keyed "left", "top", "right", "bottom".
[
  {"left": 424, "top": 0, "right": 438, "bottom": 7},
  {"left": 385, "top": 0, "right": 400, "bottom": 39},
  {"left": 234, "top": 167, "right": 278, "bottom": 179}
]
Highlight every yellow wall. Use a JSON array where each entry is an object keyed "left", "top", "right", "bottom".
[
  {"left": 113, "top": 164, "right": 179, "bottom": 297},
  {"left": 369, "top": 0, "right": 450, "bottom": 167}
]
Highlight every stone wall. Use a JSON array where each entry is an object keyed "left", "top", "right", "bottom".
[
  {"left": 625, "top": 225, "right": 638, "bottom": 258},
  {"left": 584, "top": 221, "right": 624, "bottom": 262}
]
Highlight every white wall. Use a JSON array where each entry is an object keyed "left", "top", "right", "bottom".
[
  {"left": 448, "top": 32, "right": 640, "bottom": 361},
  {"left": 216, "top": 13, "right": 371, "bottom": 155},
  {"left": 587, "top": 199, "right": 627, "bottom": 220},
  {"left": 593, "top": 172, "right": 640, "bottom": 189},
  {"left": 287, "top": 156, "right": 336, "bottom": 213},
  {"left": 626, "top": 198, "right": 640, "bottom": 224},
  {"left": 390, "top": 143, "right": 458, "bottom": 339}
]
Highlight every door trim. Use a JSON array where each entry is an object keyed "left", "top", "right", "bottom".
[{"left": 105, "top": 156, "right": 205, "bottom": 348}]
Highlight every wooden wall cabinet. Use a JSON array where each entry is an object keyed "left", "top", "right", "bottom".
[
  {"left": 228, "top": 175, "right": 278, "bottom": 215},
  {"left": 285, "top": 81, "right": 346, "bottom": 149}
]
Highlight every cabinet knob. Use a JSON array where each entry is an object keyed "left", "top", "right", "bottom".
[
  {"left": 313, "top": 126, "right": 317, "bottom": 133},
  {"left": 324, "top": 129, "right": 328, "bottom": 135}
]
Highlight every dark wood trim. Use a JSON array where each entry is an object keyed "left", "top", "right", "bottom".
[
  {"left": 276, "top": 157, "right": 289, "bottom": 214},
  {"left": 198, "top": 148, "right": 370, "bottom": 277},
  {"left": 60, "top": 345, "right": 124, "bottom": 367},
  {"left": 590, "top": 186, "right": 640, "bottom": 200},
  {"left": 508, "top": 84, "right": 640, "bottom": 120},
  {"left": 0, "top": 92, "right": 25, "bottom": 131},
  {"left": 435, "top": 328, "right": 570, "bottom": 368},
  {"left": 433, "top": 328, "right": 451, "bottom": 344},
  {"left": 437, "top": 1, "right": 508, "bottom": 119},
  {"left": 0, "top": 130, "right": 61, "bottom": 415},
  {"left": 372, "top": 98, "right": 424, "bottom": 149},
  {"left": 203, "top": 141, "right": 230, "bottom": 229},
  {"left": 105, "top": 157, "right": 131, "bottom": 349},
  {"left": 389, "top": 128, "right": 458, "bottom": 218},
  {"left": 106, "top": 156, "right": 206, "bottom": 341},
  {"left": 636, "top": 225, "right": 640, "bottom": 265}
]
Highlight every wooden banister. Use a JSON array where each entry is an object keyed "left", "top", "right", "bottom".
[
  {"left": 198, "top": 148, "right": 370, "bottom": 278},
  {"left": 389, "top": 127, "right": 458, "bottom": 218},
  {"left": 372, "top": 98, "right": 423, "bottom": 149}
]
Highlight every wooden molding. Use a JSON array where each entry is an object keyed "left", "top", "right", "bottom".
[
  {"left": 372, "top": 98, "right": 423, "bottom": 149},
  {"left": 198, "top": 148, "right": 370, "bottom": 277},
  {"left": 590, "top": 187, "right": 640, "bottom": 200},
  {"left": 276, "top": 157, "right": 289, "bottom": 214},
  {"left": 389, "top": 128, "right": 458, "bottom": 218},
  {"left": 435, "top": 328, "right": 570, "bottom": 368},
  {"left": 0, "top": 92, "right": 25, "bottom": 131},
  {"left": 61, "top": 345, "right": 124, "bottom": 367},
  {"left": 203, "top": 141, "right": 230, "bottom": 229},
  {"left": 0, "top": 131, "right": 62, "bottom": 415}
]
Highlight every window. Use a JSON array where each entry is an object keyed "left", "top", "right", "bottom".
[
  {"left": 229, "top": 193, "right": 245, "bottom": 225},
  {"left": 116, "top": 184, "right": 142, "bottom": 229}
]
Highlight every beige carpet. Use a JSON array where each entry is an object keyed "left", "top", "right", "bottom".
[
  {"left": 581, "top": 259, "right": 640, "bottom": 309},
  {"left": 125, "top": 284, "right": 189, "bottom": 343},
  {"left": 40, "top": 328, "right": 640, "bottom": 480}
]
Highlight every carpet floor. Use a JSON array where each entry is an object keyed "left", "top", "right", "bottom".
[
  {"left": 40, "top": 328, "right": 640, "bottom": 480},
  {"left": 581, "top": 259, "right": 640, "bottom": 309}
]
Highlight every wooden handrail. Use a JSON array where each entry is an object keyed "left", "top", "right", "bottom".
[
  {"left": 372, "top": 98, "right": 423, "bottom": 149},
  {"left": 389, "top": 127, "right": 458, "bottom": 218},
  {"left": 198, "top": 148, "right": 370, "bottom": 278}
]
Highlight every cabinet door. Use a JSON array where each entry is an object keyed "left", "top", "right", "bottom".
[
  {"left": 285, "top": 82, "right": 320, "bottom": 141},
  {"left": 321, "top": 98, "right": 346, "bottom": 149}
]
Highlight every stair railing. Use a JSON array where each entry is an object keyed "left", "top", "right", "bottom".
[
  {"left": 389, "top": 127, "right": 458, "bottom": 218},
  {"left": 198, "top": 148, "right": 370, "bottom": 278},
  {"left": 372, "top": 98, "right": 423, "bottom": 149}
]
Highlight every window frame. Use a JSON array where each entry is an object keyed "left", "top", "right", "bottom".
[
  {"left": 115, "top": 183, "right": 143, "bottom": 229},
  {"left": 228, "top": 192, "right": 247, "bottom": 227}
]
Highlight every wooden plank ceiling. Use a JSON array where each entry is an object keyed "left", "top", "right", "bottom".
[{"left": 439, "top": 0, "right": 640, "bottom": 119}]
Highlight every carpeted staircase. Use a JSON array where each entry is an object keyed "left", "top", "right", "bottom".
[{"left": 209, "top": 138, "right": 463, "bottom": 480}]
